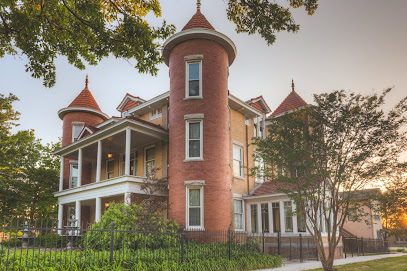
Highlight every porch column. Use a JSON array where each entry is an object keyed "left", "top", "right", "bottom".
[
  {"left": 77, "top": 148, "right": 82, "bottom": 187},
  {"left": 95, "top": 197, "right": 102, "bottom": 222},
  {"left": 58, "top": 204, "right": 63, "bottom": 235},
  {"left": 256, "top": 203, "right": 262, "bottom": 233},
  {"left": 75, "top": 200, "right": 81, "bottom": 228},
  {"left": 280, "top": 201, "right": 285, "bottom": 233},
  {"left": 125, "top": 128, "right": 131, "bottom": 175},
  {"left": 59, "top": 156, "right": 64, "bottom": 191},
  {"left": 256, "top": 117, "right": 260, "bottom": 137},
  {"left": 124, "top": 192, "right": 132, "bottom": 205},
  {"left": 292, "top": 201, "right": 298, "bottom": 233},
  {"left": 268, "top": 202, "right": 273, "bottom": 233},
  {"left": 96, "top": 141, "right": 102, "bottom": 182}
]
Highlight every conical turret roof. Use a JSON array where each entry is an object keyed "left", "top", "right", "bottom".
[
  {"left": 270, "top": 81, "right": 307, "bottom": 117},
  {"left": 182, "top": 9, "right": 215, "bottom": 31}
]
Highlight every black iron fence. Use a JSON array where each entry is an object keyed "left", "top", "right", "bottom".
[
  {"left": 261, "top": 232, "right": 318, "bottom": 262},
  {"left": 343, "top": 236, "right": 389, "bottom": 257},
  {"left": 0, "top": 218, "right": 323, "bottom": 269}
]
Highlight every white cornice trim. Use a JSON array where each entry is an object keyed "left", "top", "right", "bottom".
[
  {"left": 58, "top": 106, "right": 109, "bottom": 120},
  {"left": 228, "top": 94, "right": 263, "bottom": 117},
  {"left": 162, "top": 28, "right": 237, "bottom": 66},
  {"left": 127, "top": 91, "right": 170, "bottom": 115}
]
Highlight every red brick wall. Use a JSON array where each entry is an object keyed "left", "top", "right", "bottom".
[{"left": 168, "top": 39, "right": 231, "bottom": 231}]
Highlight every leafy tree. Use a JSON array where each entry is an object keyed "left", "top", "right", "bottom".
[
  {"left": 253, "top": 89, "right": 407, "bottom": 271},
  {"left": 0, "top": 93, "right": 60, "bottom": 220},
  {"left": 379, "top": 163, "right": 407, "bottom": 237},
  {"left": 0, "top": 0, "right": 318, "bottom": 87}
]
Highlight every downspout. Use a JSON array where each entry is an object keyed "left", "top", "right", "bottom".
[{"left": 246, "top": 122, "right": 250, "bottom": 194}]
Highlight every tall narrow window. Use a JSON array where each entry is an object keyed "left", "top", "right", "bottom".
[
  {"left": 186, "top": 120, "right": 202, "bottom": 159},
  {"left": 250, "top": 204, "right": 258, "bottom": 233},
  {"left": 261, "top": 203, "right": 269, "bottom": 233},
  {"left": 233, "top": 144, "right": 244, "bottom": 178},
  {"left": 187, "top": 187, "right": 203, "bottom": 229},
  {"left": 70, "top": 164, "right": 78, "bottom": 188},
  {"left": 255, "top": 155, "right": 264, "bottom": 183},
  {"left": 234, "top": 199, "right": 244, "bottom": 231},
  {"left": 120, "top": 151, "right": 138, "bottom": 176},
  {"left": 186, "top": 62, "right": 201, "bottom": 97},
  {"left": 284, "top": 201, "right": 293, "bottom": 232},
  {"left": 297, "top": 213, "right": 306, "bottom": 232},
  {"left": 106, "top": 159, "right": 114, "bottom": 179},
  {"left": 145, "top": 147, "right": 155, "bottom": 176},
  {"left": 272, "top": 203, "right": 281, "bottom": 232}
]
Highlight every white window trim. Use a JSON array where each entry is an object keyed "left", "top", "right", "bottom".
[
  {"left": 234, "top": 198, "right": 245, "bottom": 232},
  {"left": 185, "top": 60, "right": 203, "bottom": 99},
  {"left": 69, "top": 160, "right": 78, "bottom": 189},
  {"left": 185, "top": 185, "right": 204, "bottom": 230},
  {"left": 106, "top": 158, "right": 114, "bottom": 180},
  {"left": 144, "top": 145, "right": 156, "bottom": 177},
  {"left": 72, "top": 122, "right": 85, "bottom": 142},
  {"left": 233, "top": 144, "right": 244, "bottom": 178},
  {"left": 185, "top": 119, "right": 203, "bottom": 162}
]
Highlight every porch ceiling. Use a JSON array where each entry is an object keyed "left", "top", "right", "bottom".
[{"left": 55, "top": 118, "right": 168, "bottom": 157}]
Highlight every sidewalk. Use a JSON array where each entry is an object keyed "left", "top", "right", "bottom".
[{"left": 256, "top": 253, "right": 406, "bottom": 271}]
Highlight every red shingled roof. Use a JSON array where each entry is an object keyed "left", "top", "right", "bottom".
[
  {"left": 270, "top": 91, "right": 307, "bottom": 117},
  {"left": 182, "top": 10, "right": 215, "bottom": 31},
  {"left": 251, "top": 182, "right": 294, "bottom": 196},
  {"left": 69, "top": 88, "right": 102, "bottom": 111}
]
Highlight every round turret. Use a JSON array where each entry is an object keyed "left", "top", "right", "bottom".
[
  {"left": 163, "top": 7, "right": 237, "bottom": 231},
  {"left": 58, "top": 76, "right": 109, "bottom": 147}
]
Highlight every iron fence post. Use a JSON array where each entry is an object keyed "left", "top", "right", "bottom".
[
  {"left": 110, "top": 222, "right": 114, "bottom": 264},
  {"left": 357, "top": 237, "right": 359, "bottom": 256},
  {"left": 277, "top": 231, "right": 281, "bottom": 256},
  {"left": 262, "top": 231, "right": 265, "bottom": 254},
  {"left": 228, "top": 228, "right": 232, "bottom": 260},
  {"left": 342, "top": 237, "right": 346, "bottom": 259},
  {"left": 180, "top": 225, "right": 185, "bottom": 263},
  {"left": 361, "top": 237, "right": 364, "bottom": 256},
  {"left": 299, "top": 234, "right": 303, "bottom": 263}
]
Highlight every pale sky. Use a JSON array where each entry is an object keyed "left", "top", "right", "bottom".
[{"left": 1, "top": 0, "right": 406, "bottom": 156}]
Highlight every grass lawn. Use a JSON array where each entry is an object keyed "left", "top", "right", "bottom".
[{"left": 310, "top": 256, "right": 407, "bottom": 271}]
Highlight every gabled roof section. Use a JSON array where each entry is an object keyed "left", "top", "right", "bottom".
[
  {"left": 182, "top": 9, "right": 215, "bottom": 31},
  {"left": 246, "top": 96, "right": 272, "bottom": 114},
  {"left": 76, "top": 125, "right": 99, "bottom": 141},
  {"left": 116, "top": 93, "right": 146, "bottom": 112},
  {"left": 270, "top": 91, "right": 307, "bottom": 118}
]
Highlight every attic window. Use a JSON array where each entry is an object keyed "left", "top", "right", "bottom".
[
  {"left": 150, "top": 108, "right": 162, "bottom": 120},
  {"left": 72, "top": 122, "right": 85, "bottom": 142}
]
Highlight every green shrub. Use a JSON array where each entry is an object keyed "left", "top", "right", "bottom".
[{"left": 397, "top": 248, "right": 406, "bottom": 252}]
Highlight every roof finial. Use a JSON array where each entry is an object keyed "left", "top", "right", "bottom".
[
  {"left": 197, "top": 0, "right": 201, "bottom": 11},
  {"left": 85, "top": 74, "right": 89, "bottom": 89},
  {"left": 291, "top": 79, "right": 295, "bottom": 92}
]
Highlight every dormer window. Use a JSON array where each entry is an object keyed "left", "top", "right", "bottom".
[
  {"left": 184, "top": 55, "right": 203, "bottom": 99},
  {"left": 72, "top": 122, "right": 85, "bottom": 142},
  {"left": 150, "top": 108, "right": 162, "bottom": 120}
]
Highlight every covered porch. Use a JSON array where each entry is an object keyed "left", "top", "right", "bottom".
[{"left": 54, "top": 118, "right": 169, "bottom": 230}]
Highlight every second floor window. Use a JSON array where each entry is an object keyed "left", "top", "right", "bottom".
[
  {"left": 233, "top": 144, "right": 244, "bottom": 178},
  {"left": 145, "top": 147, "right": 155, "bottom": 176},
  {"left": 186, "top": 120, "right": 202, "bottom": 159},
  {"left": 120, "top": 151, "right": 138, "bottom": 176},
  {"left": 186, "top": 62, "right": 201, "bottom": 98},
  {"left": 72, "top": 122, "right": 84, "bottom": 142},
  {"left": 70, "top": 164, "right": 78, "bottom": 188},
  {"left": 106, "top": 159, "right": 114, "bottom": 179}
]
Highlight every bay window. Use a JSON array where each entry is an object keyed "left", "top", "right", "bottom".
[
  {"left": 250, "top": 204, "right": 258, "bottom": 233},
  {"left": 145, "top": 147, "right": 155, "bottom": 176}
]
